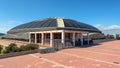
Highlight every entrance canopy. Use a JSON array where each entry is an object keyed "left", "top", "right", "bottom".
[{"left": 29, "top": 30, "right": 92, "bottom": 47}]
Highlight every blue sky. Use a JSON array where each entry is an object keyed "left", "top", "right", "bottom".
[{"left": 0, "top": 0, "right": 120, "bottom": 33}]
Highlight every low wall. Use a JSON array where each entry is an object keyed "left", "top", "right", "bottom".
[
  {"left": 93, "top": 39, "right": 115, "bottom": 44},
  {"left": 0, "top": 49, "right": 38, "bottom": 59},
  {"left": 0, "top": 46, "right": 75, "bottom": 59}
]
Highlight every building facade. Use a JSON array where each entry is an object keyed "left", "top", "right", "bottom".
[{"left": 5, "top": 17, "right": 101, "bottom": 47}]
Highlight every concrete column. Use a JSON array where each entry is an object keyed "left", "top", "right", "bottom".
[
  {"left": 73, "top": 32, "right": 75, "bottom": 47},
  {"left": 41, "top": 33, "right": 44, "bottom": 45},
  {"left": 35, "top": 33, "right": 37, "bottom": 44},
  {"left": 29, "top": 33, "right": 31, "bottom": 43},
  {"left": 50, "top": 32, "right": 53, "bottom": 47},
  {"left": 62, "top": 30, "right": 65, "bottom": 47},
  {"left": 81, "top": 33, "right": 83, "bottom": 46},
  {"left": 44, "top": 33, "right": 46, "bottom": 45},
  {"left": 87, "top": 33, "right": 89, "bottom": 45}
]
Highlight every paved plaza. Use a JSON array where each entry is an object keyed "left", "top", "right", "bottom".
[{"left": 0, "top": 40, "right": 120, "bottom": 68}]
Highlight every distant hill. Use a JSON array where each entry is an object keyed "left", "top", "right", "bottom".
[{"left": 0, "top": 33, "right": 5, "bottom": 36}]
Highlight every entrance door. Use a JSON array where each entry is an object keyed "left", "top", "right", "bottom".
[
  {"left": 31, "top": 34, "right": 35, "bottom": 43},
  {"left": 44, "top": 33, "right": 50, "bottom": 46},
  {"left": 54, "top": 33, "right": 62, "bottom": 50},
  {"left": 37, "top": 34, "right": 42, "bottom": 43}
]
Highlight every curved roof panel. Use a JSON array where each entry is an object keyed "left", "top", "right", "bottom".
[{"left": 9, "top": 17, "right": 101, "bottom": 33}]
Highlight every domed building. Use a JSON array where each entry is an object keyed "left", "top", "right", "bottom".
[{"left": 4, "top": 17, "right": 101, "bottom": 47}]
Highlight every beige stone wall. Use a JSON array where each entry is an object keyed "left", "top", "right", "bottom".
[{"left": 0, "top": 39, "right": 29, "bottom": 47}]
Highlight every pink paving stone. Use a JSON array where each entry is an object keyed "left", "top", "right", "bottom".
[
  {"left": 0, "top": 40, "right": 120, "bottom": 68},
  {"left": 34, "top": 52, "right": 120, "bottom": 68},
  {"left": 83, "top": 47, "right": 120, "bottom": 55}
]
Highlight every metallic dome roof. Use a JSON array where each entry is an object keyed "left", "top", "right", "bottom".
[{"left": 8, "top": 17, "right": 101, "bottom": 33}]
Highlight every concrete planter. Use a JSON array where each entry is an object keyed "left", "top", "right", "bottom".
[{"left": 39, "top": 47, "right": 55, "bottom": 54}]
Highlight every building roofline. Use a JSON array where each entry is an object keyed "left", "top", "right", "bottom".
[{"left": 8, "top": 27, "right": 101, "bottom": 34}]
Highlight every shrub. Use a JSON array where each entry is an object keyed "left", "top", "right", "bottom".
[
  {"left": 0, "top": 45, "right": 3, "bottom": 53},
  {"left": 5, "top": 43, "right": 19, "bottom": 53},
  {"left": 0, "top": 48, "right": 7, "bottom": 54},
  {"left": 19, "top": 45, "right": 26, "bottom": 51},
  {"left": 0, "top": 43, "right": 38, "bottom": 54},
  {"left": 20, "top": 44, "right": 38, "bottom": 51},
  {"left": 26, "top": 44, "right": 38, "bottom": 50}
]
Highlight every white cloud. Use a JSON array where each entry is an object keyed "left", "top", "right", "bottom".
[
  {"left": 94, "top": 24, "right": 120, "bottom": 30},
  {"left": 0, "top": 28, "right": 9, "bottom": 34},
  {"left": 106, "top": 25, "right": 120, "bottom": 30},
  {"left": 0, "top": 20, "right": 23, "bottom": 33},
  {"left": 94, "top": 24, "right": 104, "bottom": 30}
]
